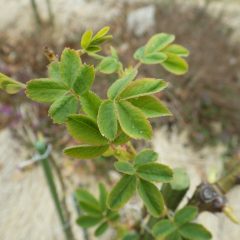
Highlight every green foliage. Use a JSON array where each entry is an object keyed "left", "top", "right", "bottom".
[
  {"left": 108, "top": 175, "right": 137, "bottom": 210},
  {"left": 97, "top": 100, "right": 118, "bottom": 140},
  {"left": 152, "top": 206, "right": 212, "bottom": 240},
  {"left": 80, "top": 26, "right": 112, "bottom": 53},
  {"left": 137, "top": 179, "right": 165, "bottom": 217},
  {"left": 0, "top": 26, "right": 213, "bottom": 240},
  {"left": 108, "top": 150, "right": 173, "bottom": 217},
  {"left": 116, "top": 100, "right": 152, "bottom": 139},
  {"left": 76, "top": 184, "right": 119, "bottom": 237},
  {"left": 0, "top": 73, "right": 25, "bottom": 94},
  {"left": 64, "top": 145, "right": 109, "bottom": 159},
  {"left": 134, "top": 33, "right": 188, "bottom": 75}
]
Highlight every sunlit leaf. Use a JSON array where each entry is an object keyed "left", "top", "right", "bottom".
[
  {"left": 161, "top": 53, "right": 188, "bottom": 75},
  {"left": 145, "top": 33, "right": 175, "bottom": 54},
  {"left": 129, "top": 95, "right": 172, "bottom": 118},
  {"left": 116, "top": 100, "right": 152, "bottom": 139},
  {"left": 119, "top": 78, "right": 168, "bottom": 100},
  {"left": 97, "top": 100, "right": 118, "bottom": 140},
  {"left": 107, "top": 69, "right": 137, "bottom": 99}
]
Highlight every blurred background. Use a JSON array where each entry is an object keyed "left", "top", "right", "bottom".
[{"left": 0, "top": 0, "right": 240, "bottom": 239}]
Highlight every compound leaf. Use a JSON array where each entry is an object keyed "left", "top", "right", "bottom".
[{"left": 174, "top": 206, "right": 198, "bottom": 226}]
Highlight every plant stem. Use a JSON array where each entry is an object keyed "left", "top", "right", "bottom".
[
  {"left": 35, "top": 141, "right": 73, "bottom": 240},
  {"left": 30, "top": 0, "right": 42, "bottom": 26}
]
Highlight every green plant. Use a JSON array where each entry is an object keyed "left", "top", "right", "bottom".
[{"left": 2, "top": 26, "right": 236, "bottom": 240}]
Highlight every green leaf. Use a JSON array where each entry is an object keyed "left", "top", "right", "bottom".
[
  {"left": 66, "top": 114, "right": 108, "bottom": 145},
  {"left": 76, "top": 215, "right": 102, "bottom": 228},
  {"left": 174, "top": 206, "right": 198, "bottom": 226},
  {"left": 136, "top": 163, "right": 173, "bottom": 183},
  {"left": 48, "top": 94, "right": 78, "bottom": 124},
  {"left": 99, "top": 183, "right": 108, "bottom": 211},
  {"left": 26, "top": 79, "right": 67, "bottom": 103},
  {"left": 170, "top": 168, "right": 190, "bottom": 190},
  {"left": 119, "top": 78, "right": 168, "bottom": 100},
  {"left": 123, "top": 232, "right": 140, "bottom": 240},
  {"left": 81, "top": 29, "right": 93, "bottom": 49},
  {"left": 140, "top": 52, "right": 167, "bottom": 64},
  {"left": 107, "top": 69, "right": 137, "bottom": 99},
  {"left": 80, "top": 91, "right": 102, "bottom": 119},
  {"left": 106, "top": 210, "right": 120, "bottom": 221},
  {"left": 87, "top": 45, "right": 101, "bottom": 53},
  {"left": 75, "top": 189, "right": 102, "bottom": 216},
  {"left": 108, "top": 175, "right": 137, "bottom": 210},
  {"left": 129, "top": 95, "right": 172, "bottom": 118},
  {"left": 0, "top": 73, "right": 25, "bottom": 94},
  {"left": 98, "top": 57, "right": 120, "bottom": 74},
  {"left": 64, "top": 145, "right": 109, "bottom": 159},
  {"left": 133, "top": 46, "right": 145, "bottom": 61},
  {"left": 48, "top": 61, "right": 62, "bottom": 82},
  {"left": 114, "top": 161, "right": 135, "bottom": 175},
  {"left": 116, "top": 101, "right": 152, "bottom": 139},
  {"left": 137, "top": 179, "right": 165, "bottom": 217},
  {"left": 161, "top": 53, "right": 188, "bottom": 75},
  {"left": 167, "top": 232, "right": 183, "bottom": 240},
  {"left": 95, "top": 221, "right": 108, "bottom": 236},
  {"left": 73, "top": 64, "right": 94, "bottom": 94},
  {"left": 134, "top": 149, "right": 158, "bottom": 167},
  {"left": 179, "top": 223, "right": 212, "bottom": 240},
  {"left": 152, "top": 219, "right": 177, "bottom": 238},
  {"left": 113, "top": 131, "right": 130, "bottom": 145},
  {"left": 60, "top": 48, "right": 81, "bottom": 87},
  {"left": 92, "top": 26, "right": 110, "bottom": 41},
  {"left": 145, "top": 33, "right": 175, "bottom": 54},
  {"left": 163, "top": 44, "right": 189, "bottom": 57},
  {"left": 97, "top": 100, "right": 118, "bottom": 140}
]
